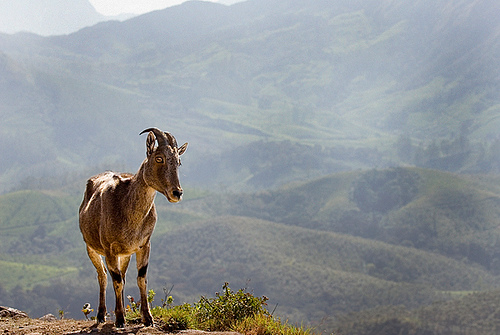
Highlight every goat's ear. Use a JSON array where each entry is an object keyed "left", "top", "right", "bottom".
[
  {"left": 178, "top": 142, "right": 188, "bottom": 156},
  {"left": 146, "top": 132, "right": 156, "bottom": 157}
]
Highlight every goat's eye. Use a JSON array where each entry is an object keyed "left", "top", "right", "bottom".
[{"left": 155, "top": 157, "right": 164, "bottom": 163}]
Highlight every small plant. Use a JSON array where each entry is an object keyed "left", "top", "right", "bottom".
[
  {"left": 81, "top": 303, "right": 93, "bottom": 320},
  {"left": 125, "top": 295, "right": 141, "bottom": 323},
  {"left": 161, "top": 284, "right": 175, "bottom": 308},
  {"left": 148, "top": 289, "right": 156, "bottom": 307},
  {"left": 194, "top": 282, "right": 269, "bottom": 331},
  {"left": 127, "top": 295, "right": 139, "bottom": 313}
]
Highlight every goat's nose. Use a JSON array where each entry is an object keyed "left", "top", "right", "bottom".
[{"left": 172, "top": 190, "right": 183, "bottom": 199}]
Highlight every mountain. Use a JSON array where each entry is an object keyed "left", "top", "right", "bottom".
[
  {"left": 1, "top": 167, "right": 500, "bottom": 333},
  {"left": 0, "top": 0, "right": 134, "bottom": 36},
  {"left": 0, "top": 0, "right": 498, "bottom": 193}
]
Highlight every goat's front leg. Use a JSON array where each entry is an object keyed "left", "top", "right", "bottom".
[
  {"left": 86, "top": 246, "right": 107, "bottom": 324},
  {"left": 136, "top": 242, "right": 153, "bottom": 326},
  {"left": 106, "top": 253, "right": 126, "bottom": 328}
]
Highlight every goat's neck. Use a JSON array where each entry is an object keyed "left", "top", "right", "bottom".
[{"left": 127, "top": 161, "right": 157, "bottom": 216}]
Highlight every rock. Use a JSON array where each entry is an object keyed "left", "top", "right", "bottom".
[
  {"left": 0, "top": 306, "right": 29, "bottom": 319},
  {"left": 38, "top": 314, "right": 58, "bottom": 322}
]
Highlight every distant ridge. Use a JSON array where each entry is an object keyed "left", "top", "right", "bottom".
[
  {"left": 0, "top": 0, "right": 134, "bottom": 36},
  {"left": 0, "top": 0, "right": 498, "bottom": 192}
]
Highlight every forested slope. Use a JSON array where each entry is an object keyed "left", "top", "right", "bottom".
[
  {"left": 206, "top": 168, "right": 500, "bottom": 271},
  {"left": 147, "top": 216, "right": 498, "bottom": 322},
  {"left": 1, "top": 167, "right": 500, "bottom": 335}
]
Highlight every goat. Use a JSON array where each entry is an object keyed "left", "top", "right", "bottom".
[{"left": 79, "top": 127, "right": 187, "bottom": 328}]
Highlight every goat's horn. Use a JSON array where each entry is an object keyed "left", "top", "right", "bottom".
[
  {"left": 164, "top": 132, "right": 178, "bottom": 148},
  {"left": 139, "top": 127, "right": 168, "bottom": 147}
]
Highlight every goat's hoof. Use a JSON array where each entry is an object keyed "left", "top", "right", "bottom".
[
  {"left": 115, "top": 322, "right": 125, "bottom": 329},
  {"left": 96, "top": 308, "right": 106, "bottom": 324},
  {"left": 143, "top": 315, "right": 154, "bottom": 327},
  {"left": 115, "top": 318, "right": 126, "bottom": 329}
]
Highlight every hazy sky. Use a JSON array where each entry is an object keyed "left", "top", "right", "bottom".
[{"left": 89, "top": 0, "right": 244, "bottom": 16}]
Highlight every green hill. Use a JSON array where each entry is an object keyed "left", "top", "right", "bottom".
[
  {"left": 334, "top": 290, "right": 500, "bottom": 335},
  {"left": 146, "top": 216, "right": 498, "bottom": 322},
  {"left": 0, "top": 190, "right": 81, "bottom": 257},
  {"left": 1, "top": 165, "right": 500, "bottom": 333},
  {"left": 0, "top": 260, "right": 77, "bottom": 291},
  {"left": 209, "top": 168, "right": 500, "bottom": 270}
]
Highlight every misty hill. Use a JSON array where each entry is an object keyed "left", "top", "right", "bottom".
[
  {"left": 147, "top": 216, "right": 497, "bottom": 322},
  {"left": 205, "top": 168, "right": 500, "bottom": 271},
  {"left": 1, "top": 167, "right": 500, "bottom": 333},
  {"left": 0, "top": 0, "right": 134, "bottom": 36},
  {"left": 0, "top": 0, "right": 499, "bottom": 192},
  {"left": 335, "top": 290, "right": 500, "bottom": 334}
]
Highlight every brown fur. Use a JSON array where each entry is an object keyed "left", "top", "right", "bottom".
[{"left": 79, "top": 128, "right": 187, "bottom": 328}]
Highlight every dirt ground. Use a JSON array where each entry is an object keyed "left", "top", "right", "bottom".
[
  {"left": 0, "top": 318, "right": 244, "bottom": 335},
  {"left": 0, "top": 308, "right": 242, "bottom": 335}
]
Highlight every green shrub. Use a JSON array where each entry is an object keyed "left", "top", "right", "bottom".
[
  {"left": 193, "top": 282, "right": 269, "bottom": 331},
  {"left": 124, "top": 283, "right": 317, "bottom": 334}
]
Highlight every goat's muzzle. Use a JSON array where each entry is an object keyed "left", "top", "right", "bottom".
[
  {"left": 163, "top": 189, "right": 183, "bottom": 203},
  {"left": 172, "top": 190, "right": 183, "bottom": 199}
]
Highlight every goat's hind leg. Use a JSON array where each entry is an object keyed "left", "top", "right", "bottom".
[{"left": 86, "top": 246, "right": 107, "bottom": 324}]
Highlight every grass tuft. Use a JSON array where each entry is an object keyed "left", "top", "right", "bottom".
[{"left": 233, "top": 313, "right": 316, "bottom": 335}]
